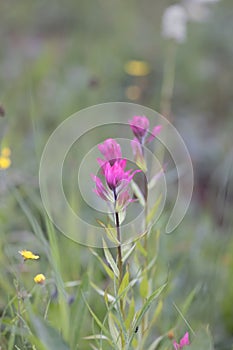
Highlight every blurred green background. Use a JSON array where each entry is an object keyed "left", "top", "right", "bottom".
[{"left": 0, "top": 0, "right": 233, "bottom": 349}]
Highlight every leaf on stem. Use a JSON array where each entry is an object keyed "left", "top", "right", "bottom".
[
  {"left": 131, "top": 180, "right": 146, "bottom": 207},
  {"left": 96, "top": 220, "right": 120, "bottom": 245},
  {"left": 139, "top": 274, "right": 149, "bottom": 299},
  {"left": 103, "top": 240, "right": 119, "bottom": 279},
  {"left": 122, "top": 243, "right": 136, "bottom": 263},
  {"left": 118, "top": 270, "right": 129, "bottom": 297},
  {"left": 83, "top": 334, "right": 109, "bottom": 340},
  {"left": 128, "top": 282, "right": 167, "bottom": 346},
  {"left": 82, "top": 293, "right": 112, "bottom": 340},
  {"left": 146, "top": 194, "right": 162, "bottom": 225},
  {"left": 108, "top": 313, "right": 121, "bottom": 349},
  {"left": 90, "top": 248, "right": 114, "bottom": 280},
  {"left": 125, "top": 297, "right": 135, "bottom": 331},
  {"left": 90, "top": 281, "right": 116, "bottom": 304},
  {"left": 136, "top": 241, "right": 147, "bottom": 258}
]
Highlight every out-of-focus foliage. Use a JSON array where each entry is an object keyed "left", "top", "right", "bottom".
[{"left": 0, "top": 1, "right": 233, "bottom": 349}]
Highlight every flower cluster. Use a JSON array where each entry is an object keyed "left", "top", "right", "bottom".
[
  {"left": 0, "top": 147, "right": 11, "bottom": 169},
  {"left": 92, "top": 117, "right": 161, "bottom": 217},
  {"left": 92, "top": 139, "right": 140, "bottom": 215},
  {"left": 129, "top": 115, "right": 161, "bottom": 145},
  {"left": 19, "top": 250, "right": 46, "bottom": 285}
]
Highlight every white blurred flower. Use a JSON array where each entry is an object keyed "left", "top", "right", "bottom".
[
  {"left": 162, "top": 4, "right": 187, "bottom": 43},
  {"left": 162, "top": 0, "right": 220, "bottom": 42}
]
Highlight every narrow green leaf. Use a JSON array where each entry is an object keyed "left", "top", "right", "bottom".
[
  {"left": 122, "top": 244, "right": 136, "bottom": 263},
  {"left": 82, "top": 293, "right": 111, "bottom": 339},
  {"left": 139, "top": 274, "right": 149, "bottom": 299},
  {"left": 103, "top": 240, "right": 119, "bottom": 279},
  {"left": 90, "top": 281, "right": 116, "bottom": 303},
  {"left": 131, "top": 180, "right": 146, "bottom": 207},
  {"left": 150, "top": 299, "right": 163, "bottom": 327},
  {"left": 148, "top": 335, "right": 165, "bottom": 350},
  {"left": 125, "top": 297, "right": 135, "bottom": 330},
  {"left": 118, "top": 270, "right": 129, "bottom": 297},
  {"left": 128, "top": 282, "right": 167, "bottom": 345},
  {"left": 108, "top": 313, "right": 120, "bottom": 348},
  {"left": 136, "top": 241, "right": 147, "bottom": 257},
  {"left": 146, "top": 194, "right": 162, "bottom": 225},
  {"left": 97, "top": 220, "right": 120, "bottom": 245},
  {"left": 83, "top": 334, "right": 109, "bottom": 340},
  {"left": 90, "top": 248, "right": 114, "bottom": 280},
  {"left": 175, "top": 284, "right": 201, "bottom": 330}
]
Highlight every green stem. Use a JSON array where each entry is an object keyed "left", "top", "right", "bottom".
[
  {"left": 115, "top": 211, "right": 123, "bottom": 285},
  {"left": 114, "top": 190, "right": 125, "bottom": 347},
  {"left": 160, "top": 40, "right": 177, "bottom": 120}
]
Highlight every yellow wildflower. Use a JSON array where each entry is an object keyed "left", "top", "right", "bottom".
[
  {"left": 124, "top": 60, "right": 150, "bottom": 76},
  {"left": 34, "top": 273, "right": 46, "bottom": 284},
  {"left": 0, "top": 147, "right": 11, "bottom": 169},
  {"left": 19, "top": 250, "right": 40, "bottom": 261},
  {"left": 0, "top": 157, "right": 11, "bottom": 169}
]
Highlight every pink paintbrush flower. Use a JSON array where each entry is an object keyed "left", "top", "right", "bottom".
[
  {"left": 129, "top": 116, "right": 162, "bottom": 172},
  {"left": 98, "top": 138, "right": 122, "bottom": 166},
  {"left": 92, "top": 139, "right": 141, "bottom": 214},
  {"left": 173, "top": 332, "right": 190, "bottom": 349},
  {"left": 129, "top": 115, "right": 162, "bottom": 145},
  {"left": 129, "top": 115, "right": 149, "bottom": 141}
]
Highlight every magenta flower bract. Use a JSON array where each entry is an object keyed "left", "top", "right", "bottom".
[
  {"left": 129, "top": 116, "right": 149, "bottom": 140},
  {"left": 173, "top": 332, "right": 190, "bottom": 349},
  {"left": 104, "top": 160, "right": 131, "bottom": 191},
  {"left": 91, "top": 174, "right": 110, "bottom": 201},
  {"left": 98, "top": 138, "right": 122, "bottom": 166},
  {"left": 92, "top": 139, "right": 141, "bottom": 213},
  {"left": 146, "top": 124, "right": 162, "bottom": 143},
  {"left": 129, "top": 115, "right": 162, "bottom": 145}
]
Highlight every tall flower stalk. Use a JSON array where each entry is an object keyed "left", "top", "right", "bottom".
[
  {"left": 129, "top": 116, "right": 162, "bottom": 337},
  {"left": 92, "top": 139, "right": 140, "bottom": 322},
  {"left": 129, "top": 115, "right": 162, "bottom": 246}
]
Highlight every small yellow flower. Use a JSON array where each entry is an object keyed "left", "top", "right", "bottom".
[
  {"left": 124, "top": 60, "right": 151, "bottom": 76},
  {"left": 0, "top": 157, "right": 11, "bottom": 169},
  {"left": 34, "top": 273, "right": 46, "bottom": 284},
  {"left": 19, "top": 250, "right": 40, "bottom": 261},
  {"left": 0, "top": 147, "right": 11, "bottom": 169}
]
